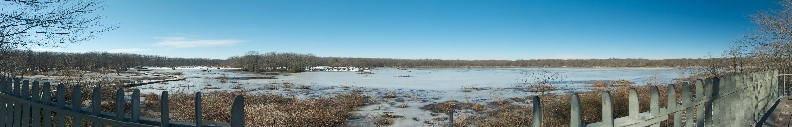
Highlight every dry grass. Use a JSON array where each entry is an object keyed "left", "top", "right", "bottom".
[
  {"left": 612, "top": 79, "right": 634, "bottom": 86},
  {"left": 585, "top": 79, "right": 634, "bottom": 88},
  {"left": 527, "top": 85, "right": 557, "bottom": 93},
  {"left": 383, "top": 92, "right": 397, "bottom": 98},
  {"left": 471, "top": 103, "right": 486, "bottom": 111},
  {"left": 140, "top": 91, "right": 369, "bottom": 126},
  {"left": 458, "top": 84, "right": 683, "bottom": 127},
  {"left": 590, "top": 81, "right": 609, "bottom": 87}
]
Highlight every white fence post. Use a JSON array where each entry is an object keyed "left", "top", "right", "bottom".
[
  {"left": 629, "top": 88, "right": 639, "bottom": 120},
  {"left": 570, "top": 93, "right": 581, "bottom": 127},
  {"left": 695, "top": 79, "right": 704, "bottom": 127},
  {"left": 602, "top": 91, "right": 614, "bottom": 127},
  {"left": 668, "top": 84, "right": 680, "bottom": 127},
  {"left": 649, "top": 86, "right": 660, "bottom": 127},
  {"left": 682, "top": 82, "right": 693, "bottom": 127},
  {"left": 704, "top": 78, "right": 714, "bottom": 127}
]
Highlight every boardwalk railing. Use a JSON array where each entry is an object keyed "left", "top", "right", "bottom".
[
  {"left": 528, "top": 70, "right": 780, "bottom": 127},
  {"left": 0, "top": 78, "right": 246, "bottom": 127}
]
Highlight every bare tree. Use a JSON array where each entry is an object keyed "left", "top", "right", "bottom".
[
  {"left": 243, "top": 51, "right": 260, "bottom": 72},
  {"left": 522, "top": 68, "right": 566, "bottom": 95},
  {"left": 723, "top": 44, "right": 748, "bottom": 73},
  {"left": 1, "top": 0, "right": 116, "bottom": 76},
  {"left": 699, "top": 52, "right": 727, "bottom": 77},
  {"left": 731, "top": 0, "right": 792, "bottom": 71}
]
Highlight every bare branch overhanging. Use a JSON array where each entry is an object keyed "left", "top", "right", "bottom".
[{"left": 0, "top": 0, "right": 117, "bottom": 49}]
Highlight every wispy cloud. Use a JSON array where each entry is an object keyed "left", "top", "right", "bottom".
[
  {"left": 106, "top": 48, "right": 146, "bottom": 53},
  {"left": 154, "top": 37, "right": 241, "bottom": 48}
]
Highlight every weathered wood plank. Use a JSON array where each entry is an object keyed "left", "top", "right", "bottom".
[
  {"left": 649, "top": 86, "right": 660, "bottom": 127},
  {"left": 5, "top": 78, "right": 9, "bottom": 127},
  {"left": 13, "top": 78, "right": 20, "bottom": 96},
  {"left": 0, "top": 93, "right": 156, "bottom": 127},
  {"left": 682, "top": 82, "right": 693, "bottom": 127},
  {"left": 532, "top": 96, "right": 541, "bottom": 127},
  {"left": 22, "top": 80, "right": 28, "bottom": 98},
  {"left": 570, "top": 93, "right": 581, "bottom": 127},
  {"left": 72, "top": 85, "right": 82, "bottom": 127},
  {"left": 602, "top": 91, "right": 613, "bottom": 127},
  {"left": 162, "top": 91, "right": 169, "bottom": 127},
  {"left": 56, "top": 83, "right": 65, "bottom": 127},
  {"left": 31, "top": 81, "right": 40, "bottom": 127},
  {"left": 12, "top": 78, "right": 20, "bottom": 127},
  {"left": 21, "top": 80, "right": 29, "bottom": 127},
  {"left": 132, "top": 89, "right": 140, "bottom": 123},
  {"left": 42, "top": 82, "right": 52, "bottom": 127},
  {"left": 668, "top": 84, "right": 680, "bottom": 127},
  {"left": 629, "top": 88, "right": 639, "bottom": 120},
  {"left": 0, "top": 78, "right": 7, "bottom": 127},
  {"left": 92, "top": 87, "right": 102, "bottom": 127},
  {"left": 32, "top": 81, "right": 39, "bottom": 102},
  {"left": 116, "top": 88, "right": 125, "bottom": 121},
  {"left": 704, "top": 78, "right": 714, "bottom": 127},
  {"left": 231, "top": 95, "right": 245, "bottom": 127},
  {"left": 695, "top": 79, "right": 705, "bottom": 127},
  {"left": 195, "top": 92, "right": 202, "bottom": 127}
]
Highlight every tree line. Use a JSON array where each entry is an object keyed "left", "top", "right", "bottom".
[
  {"left": 0, "top": 49, "right": 223, "bottom": 76},
  {"left": 0, "top": 49, "right": 753, "bottom": 76},
  {"left": 220, "top": 51, "right": 737, "bottom": 73}
]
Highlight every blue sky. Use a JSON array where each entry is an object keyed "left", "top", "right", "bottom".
[{"left": 34, "top": 0, "right": 782, "bottom": 60}]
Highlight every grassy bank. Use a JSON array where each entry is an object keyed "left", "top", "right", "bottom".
[{"left": 139, "top": 91, "right": 370, "bottom": 126}]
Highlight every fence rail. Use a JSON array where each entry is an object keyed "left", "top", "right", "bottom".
[
  {"left": 530, "top": 70, "right": 781, "bottom": 127},
  {"left": 0, "top": 78, "right": 246, "bottom": 127}
]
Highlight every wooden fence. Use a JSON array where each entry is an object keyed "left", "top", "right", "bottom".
[
  {"left": 0, "top": 78, "right": 246, "bottom": 127},
  {"left": 0, "top": 71, "right": 783, "bottom": 127},
  {"left": 523, "top": 70, "right": 780, "bottom": 127}
]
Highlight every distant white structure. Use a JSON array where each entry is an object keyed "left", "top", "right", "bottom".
[
  {"left": 305, "top": 66, "right": 369, "bottom": 72},
  {"left": 304, "top": 66, "right": 329, "bottom": 71}
]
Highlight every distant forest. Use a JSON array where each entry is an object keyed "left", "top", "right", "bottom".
[
  {"left": 1, "top": 50, "right": 732, "bottom": 75},
  {"left": 223, "top": 51, "right": 723, "bottom": 72},
  {"left": 0, "top": 50, "right": 222, "bottom": 75}
]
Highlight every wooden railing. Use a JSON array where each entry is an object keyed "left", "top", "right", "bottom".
[
  {"left": 0, "top": 78, "right": 246, "bottom": 127},
  {"left": 1, "top": 70, "right": 783, "bottom": 127},
  {"left": 528, "top": 70, "right": 780, "bottom": 127}
]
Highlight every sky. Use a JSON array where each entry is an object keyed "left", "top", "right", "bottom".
[{"left": 31, "top": 0, "right": 783, "bottom": 60}]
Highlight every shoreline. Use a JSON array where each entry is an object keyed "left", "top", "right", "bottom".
[{"left": 381, "top": 66, "right": 686, "bottom": 69}]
